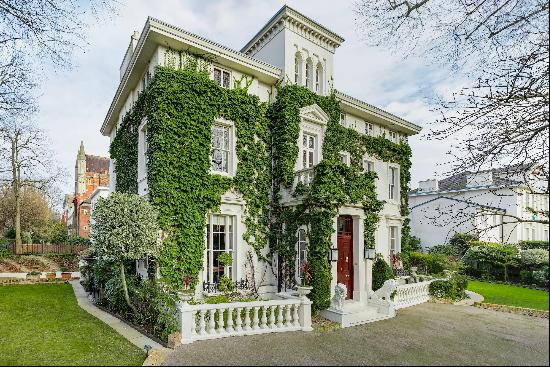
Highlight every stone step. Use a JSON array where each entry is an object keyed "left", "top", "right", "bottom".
[{"left": 320, "top": 304, "right": 392, "bottom": 328}]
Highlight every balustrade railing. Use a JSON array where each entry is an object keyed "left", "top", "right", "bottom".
[
  {"left": 177, "top": 296, "right": 312, "bottom": 344},
  {"left": 393, "top": 280, "right": 433, "bottom": 310}
]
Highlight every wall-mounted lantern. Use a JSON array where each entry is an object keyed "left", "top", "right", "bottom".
[
  {"left": 328, "top": 247, "right": 339, "bottom": 262},
  {"left": 364, "top": 247, "right": 376, "bottom": 260}
]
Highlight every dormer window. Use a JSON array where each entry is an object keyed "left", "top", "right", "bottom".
[{"left": 213, "top": 67, "right": 231, "bottom": 89}]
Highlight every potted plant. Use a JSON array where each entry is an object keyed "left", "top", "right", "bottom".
[
  {"left": 60, "top": 266, "right": 71, "bottom": 280},
  {"left": 46, "top": 272, "right": 56, "bottom": 280},
  {"left": 178, "top": 275, "right": 196, "bottom": 303},
  {"left": 296, "top": 262, "right": 313, "bottom": 297},
  {"left": 217, "top": 252, "right": 236, "bottom": 295}
]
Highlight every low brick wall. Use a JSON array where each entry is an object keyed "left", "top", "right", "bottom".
[{"left": 474, "top": 302, "right": 549, "bottom": 318}]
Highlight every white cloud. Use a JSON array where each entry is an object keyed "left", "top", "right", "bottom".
[{"left": 35, "top": 0, "right": 463, "bottom": 203}]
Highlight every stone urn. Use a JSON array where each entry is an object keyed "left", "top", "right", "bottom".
[{"left": 296, "top": 285, "right": 312, "bottom": 297}]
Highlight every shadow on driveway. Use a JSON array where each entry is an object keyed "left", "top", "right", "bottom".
[{"left": 163, "top": 303, "right": 549, "bottom": 366}]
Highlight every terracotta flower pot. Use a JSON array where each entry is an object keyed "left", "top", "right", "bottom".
[
  {"left": 46, "top": 272, "right": 56, "bottom": 280},
  {"left": 61, "top": 272, "right": 71, "bottom": 280}
]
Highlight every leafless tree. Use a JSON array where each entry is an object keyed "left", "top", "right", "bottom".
[
  {"left": 0, "top": 0, "right": 118, "bottom": 69},
  {"left": 356, "top": 0, "right": 549, "bottom": 237},
  {"left": 0, "top": 120, "right": 62, "bottom": 253}
]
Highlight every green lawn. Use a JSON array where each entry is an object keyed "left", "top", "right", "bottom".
[
  {"left": 0, "top": 284, "right": 145, "bottom": 366},
  {"left": 468, "top": 281, "right": 549, "bottom": 311}
]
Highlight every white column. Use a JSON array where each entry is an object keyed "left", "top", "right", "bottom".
[
  {"left": 298, "top": 297, "right": 313, "bottom": 332},
  {"left": 353, "top": 215, "right": 366, "bottom": 303},
  {"left": 366, "top": 259, "right": 373, "bottom": 298},
  {"left": 177, "top": 301, "right": 195, "bottom": 344}
]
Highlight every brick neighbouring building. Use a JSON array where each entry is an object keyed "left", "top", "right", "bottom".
[{"left": 66, "top": 141, "right": 109, "bottom": 238}]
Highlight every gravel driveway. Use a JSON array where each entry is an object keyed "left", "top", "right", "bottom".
[{"left": 163, "top": 302, "right": 549, "bottom": 366}]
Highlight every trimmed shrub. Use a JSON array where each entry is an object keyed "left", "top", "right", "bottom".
[
  {"left": 463, "top": 242, "right": 519, "bottom": 281},
  {"left": 372, "top": 256, "right": 394, "bottom": 291},
  {"left": 429, "top": 274, "right": 468, "bottom": 300},
  {"left": 407, "top": 251, "right": 451, "bottom": 275},
  {"left": 449, "top": 233, "right": 479, "bottom": 257},
  {"left": 518, "top": 240, "right": 549, "bottom": 250},
  {"left": 519, "top": 269, "right": 534, "bottom": 284},
  {"left": 520, "top": 248, "right": 549, "bottom": 268},
  {"left": 533, "top": 266, "right": 549, "bottom": 288},
  {"left": 428, "top": 244, "right": 459, "bottom": 257}
]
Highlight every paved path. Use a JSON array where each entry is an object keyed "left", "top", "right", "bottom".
[
  {"left": 70, "top": 280, "right": 168, "bottom": 352},
  {"left": 164, "top": 302, "right": 549, "bottom": 366}
]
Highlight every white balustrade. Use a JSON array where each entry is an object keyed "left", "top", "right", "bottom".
[
  {"left": 394, "top": 280, "right": 433, "bottom": 310},
  {"left": 294, "top": 167, "right": 315, "bottom": 188},
  {"left": 177, "top": 297, "right": 312, "bottom": 344}
]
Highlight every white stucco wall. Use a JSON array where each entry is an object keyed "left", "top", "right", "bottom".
[{"left": 409, "top": 186, "right": 549, "bottom": 247}]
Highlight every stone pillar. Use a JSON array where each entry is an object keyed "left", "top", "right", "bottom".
[
  {"left": 176, "top": 301, "right": 195, "bottom": 344},
  {"left": 366, "top": 259, "right": 373, "bottom": 298},
  {"left": 298, "top": 297, "right": 313, "bottom": 332}
]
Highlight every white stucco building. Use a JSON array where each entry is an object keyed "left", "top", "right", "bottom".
[
  {"left": 409, "top": 166, "right": 549, "bottom": 248},
  {"left": 100, "top": 5, "right": 422, "bottom": 326}
]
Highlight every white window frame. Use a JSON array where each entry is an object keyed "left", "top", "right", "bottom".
[
  {"left": 210, "top": 118, "right": 236, "bottom": 177},
  {"left": 339, "top": 152, "right": 350, "bottom": 166},
  {"left": 340, "top": 113, "right": 346, "bottom": 127},
  {"left": 138, "top": 119, "right": 148, "bottom": 182},
  {"left": 363, "top": 159, "right": 375, "bottom": 173},
  {"left": 294, "top": 54, "right": 301, "bottom": 84},
  {"left": 389, "top": 226, "right": 400, "bottom": 253},
  {"left": 296, "top": 227, "right": 308, "bottom": 283},
  {"left": 301, "top": 132, "right": 318, "bottom": 169},
  {"left": 206, "top": 214, "right": 236, "bottom": 286},
  {"left": 388, "top": 166, "right": 399, "bottom": 201},
  {"left": 305, "top": 60, "right": 313, "bottom": 89},
  {"left": 212, "top": 66, "right": 231, "bottom": 89},
  {"left": 365, "top": 122, "right": 374, "bottom": 136},
  {"left": 315, "top": 66, "right": 320, "bottom": 93},
  {"left": 389, "top": 130, "right": 398, "bottom": 143}
]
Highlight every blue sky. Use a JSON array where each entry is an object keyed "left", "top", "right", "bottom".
[{"left": 37, "top": 0, "right": 457, "bottom": 199}]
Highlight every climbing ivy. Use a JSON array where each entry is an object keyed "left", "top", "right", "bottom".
[
  {"left": 110, "top": 51, "right": 270, "bottom": 290},
  {"left": 110, "top": 52, "right": 412, "bottom": 311},
  {"left": 268, "top": 85, "right": 412, "bottom": 312}
]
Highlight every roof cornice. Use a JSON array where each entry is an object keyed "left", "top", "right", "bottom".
[
  {"left": 241, "top": 5, "right": 345, "bottom": 55},
  {"left": 101, "top": 17, "right": 282, "bottom": 136},
  {"left": 334, "top": 90, "right": 422, "bottom": 135}
]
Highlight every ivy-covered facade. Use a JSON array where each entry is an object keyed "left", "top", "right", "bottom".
[{"left": 101, "top": 6, "right": 421, "bottom": 316}]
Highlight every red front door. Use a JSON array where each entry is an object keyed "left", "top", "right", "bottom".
[{"left": 337, "top": 216, "right": 354, "bottom": 299}]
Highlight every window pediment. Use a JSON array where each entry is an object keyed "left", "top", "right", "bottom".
[{"left": 299, "top": 104, "right": 329, "bottom": 126}]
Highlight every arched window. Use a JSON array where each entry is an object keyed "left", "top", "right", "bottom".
[
  {"left": 296, "top": 228, "right": 308, "bottom": 282},
  {"left": 294, "top": 52, "right": 302, "bottom": 84},
  {"left": 315, "top": 63, "right": 323, "bottom": 94},
  {"left": 305, "top": 59, "right": 313, "bottom": 89}
]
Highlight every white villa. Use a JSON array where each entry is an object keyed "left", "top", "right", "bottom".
[
  {"left": 100, "top": 5, "right": 422, "bottom": 327},
  {"left": 409, "top": 166, "right": 550, "bottom": 247}
]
